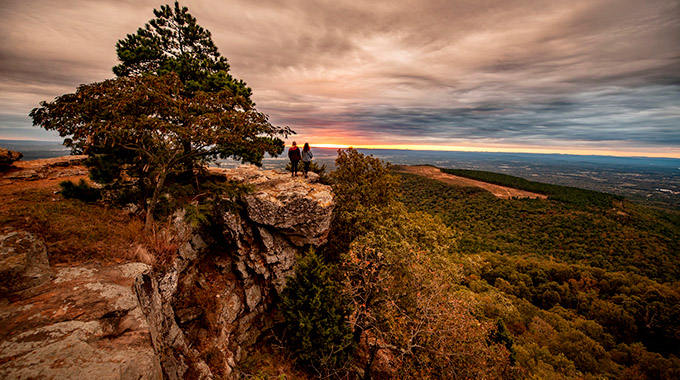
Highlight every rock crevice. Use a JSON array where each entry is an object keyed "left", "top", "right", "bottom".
[
  {"left": 0, "top": 164, "right": 333, "bottom": 379},
  {"left": 134, "top": 165, "right": 334, "bottom": 378}
]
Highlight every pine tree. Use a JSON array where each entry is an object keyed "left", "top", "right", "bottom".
[
  {"left": 280, "top": 249, "right": 355, "bottom": 375},
  {"left": 112, "top": 1, "right": 265, "bottom": 179},
  {"left": 113, "top": 1, "right": 250, "bottom": 98},
  {"left": 31, "top": 2, "right": 292, "bottom": 229}
]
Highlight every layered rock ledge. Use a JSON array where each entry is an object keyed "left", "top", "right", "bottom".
[
  {"left": 135, "top": 165, "right": 334, "bottom": 379},
  {"left": 0, "top": 261, "right": 158, "bottom": 380},
  {"left": 0, "top": 163, "right": 334, "bottom": 379}
]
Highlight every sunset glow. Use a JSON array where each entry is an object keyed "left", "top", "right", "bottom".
[
  {"left": 1, "top": 0, "right": 679, "bottom": 159},
  {"left": 298, "top": 142, "right": 680, "bottom": 159}
]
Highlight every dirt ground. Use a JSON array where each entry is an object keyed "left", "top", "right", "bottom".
[
  {"left": 0, "top": 156, "right": 88, "bottom": 194},
  {"left": 1, "top": 156, "right": 146, "bottom": 265},
  {"left": 397, "top": 165, "right": 547, "bottom": 200}
]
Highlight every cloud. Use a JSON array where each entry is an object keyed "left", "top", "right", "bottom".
[{"left": 0, "top": 0, "right": 678, "bottom": 156}]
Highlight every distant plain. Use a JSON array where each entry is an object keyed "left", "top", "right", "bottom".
[{"left": 2, "top": 140, "right": 678, "bottom": 210}]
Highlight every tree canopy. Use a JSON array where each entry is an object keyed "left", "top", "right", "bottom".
[
  {"left": 113, "top": 1, "right": 250, "bottom": 99},
  {"left": 31, "top": 73, "right": 289, "bottom": 227},
  {"left": 31, "top": 2, "right": 292, "bottom": 228}
]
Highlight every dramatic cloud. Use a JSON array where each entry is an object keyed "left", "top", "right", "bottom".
[{"left": 1, "top": 0, "right": 679, "bottom": 157}]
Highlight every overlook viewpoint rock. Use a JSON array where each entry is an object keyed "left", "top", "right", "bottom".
[
  {"left": 0, "top": 160, "right": 334, "bottom": 379},
  {"left": 0, "top": 148, "right": 23, "bottom": 167}
]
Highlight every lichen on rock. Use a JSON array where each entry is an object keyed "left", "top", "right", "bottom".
[
  {"left": 0, "top": 261, "right": 160, "bottom": 380},
  {"left": 134, "top": 165, "right": 335, "bottom": 378},
  {"left": 0, "top": 230, "right": 52, "bottom": 295}
]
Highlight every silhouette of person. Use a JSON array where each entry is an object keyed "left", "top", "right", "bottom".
[
  {"left": 288, "top": 141, "right": 301, "bottom": 177},
  {"left": 302, "top": 142, "right": 313, "bottom": 178}
]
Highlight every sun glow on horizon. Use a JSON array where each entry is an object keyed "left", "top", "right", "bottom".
[
  {"left": 290, "top": 142, "right": 680, "bottom": 159},
  {"left": 306, "top": 143, "right": 352, "bottom": 149}
]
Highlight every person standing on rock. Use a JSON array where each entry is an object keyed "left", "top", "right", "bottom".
[
  {"left": 302, "top": 142, "right": 313, "bottom": 178},
  {"left": 288, "top": 141, "right": 302, "bottom": 177}
]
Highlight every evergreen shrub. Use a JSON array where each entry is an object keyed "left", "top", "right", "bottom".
[
  {"left": 59, "top": 179, "right": 102, "bottom": 203},
  {"left": 280, "top": 249, "right": 355, "bottom": 375}
]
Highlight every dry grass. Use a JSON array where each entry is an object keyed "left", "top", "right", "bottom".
[
  {"left": 0, "top": 172, "right": 146, "bottom": 265},
  {"left": 143, "top": 221, "right": 183, "bottom": 268},
  {"left": 396, "top": 165, "right": 547, "bottom": 199}
]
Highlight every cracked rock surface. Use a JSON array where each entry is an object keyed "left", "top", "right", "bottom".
[
  {"left": 0, "top": 262, "right": 160, "bottom": 380},
  {"left": 135, "top": 166, "right": 335, "bottom": 378},
  {"left": 0, "top": 164, "right": 334, "bottom": 380}
]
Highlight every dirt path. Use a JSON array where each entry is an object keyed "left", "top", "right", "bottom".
[{"left": 397, "top": 165, "right": 547, "bottom": 200}]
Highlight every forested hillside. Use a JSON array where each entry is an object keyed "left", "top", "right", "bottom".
[
  {"left": 245, "top": 152, "right": 679, "bottom": 379},
  {"left": 396, "top": 168, "right": 680, "bottom": 379}
]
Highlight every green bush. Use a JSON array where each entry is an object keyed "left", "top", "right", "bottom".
[
  {"left": 323, "top": 148, "right": 401, "bottom": 257},
  {"left": 59, "top": 179, "right": 102, "bottom": 203},
  {"left": 280, "top": 249, "right": 354, "bottom": 375}
]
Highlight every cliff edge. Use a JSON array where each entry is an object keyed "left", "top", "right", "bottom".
[{"left": 0, "top": 161, "right": 334, "bottom": 379}]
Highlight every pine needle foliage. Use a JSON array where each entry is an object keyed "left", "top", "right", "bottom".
[
  {"left": 280, "top": 249, "right": 355, "bottom": 376},
  {"left": 30, "top": 2, "right": 292, "bottom": 229},
  {"left": 59, "top": 179, "right": 102, "bottom": 203}
]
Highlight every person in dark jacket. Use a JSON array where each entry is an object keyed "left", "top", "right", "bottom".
[
  {"left": 288, "top": 141, "right": 301, "bottom": 176},
  {"left": 301, "top": 142, "right": 313, "bottom": 178}
]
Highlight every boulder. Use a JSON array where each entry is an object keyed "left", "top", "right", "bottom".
[
  {"left": 0, "top": 230, "right": 52, "bottom": 295},
  {"left": 0, "top": 147, "right": 22, "bottom": 167},
  {"left": 217, "top": 165, "right": 334, "bottom": 246},
  {"left": 0, "top": 263, "right": 160, "bottom": 380}
]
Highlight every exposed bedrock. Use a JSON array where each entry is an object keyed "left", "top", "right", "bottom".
[{"left": 134, "top": 165, "right": 334, "bottom": 378}]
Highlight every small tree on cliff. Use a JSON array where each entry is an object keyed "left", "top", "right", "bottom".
[
  {"left": 280, "top": 249, "right": 355, "bottom": 376},
  {"left": 30, "top": 2, "right": 291, "bottom": 229},
  {"left": 327, "top": 149, "right": 513, "bottom": 378},
  {"left": 324, "top": 148, "right": 400, "bottom": 257}
]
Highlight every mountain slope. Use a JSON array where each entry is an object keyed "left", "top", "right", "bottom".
[{"left": 395, "top": 167, "right": 680, "bottom": 379}]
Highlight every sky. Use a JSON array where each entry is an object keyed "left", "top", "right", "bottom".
[{"left": 1, "top": 0, "right": 679, "bottom": 158}]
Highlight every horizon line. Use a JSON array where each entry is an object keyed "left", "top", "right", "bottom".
[
  {"left": 296, "top": 143, "right": 680, "bottom": 160},
  {"left": 2, "top": 138, "right": 678, "bottom": 160}
]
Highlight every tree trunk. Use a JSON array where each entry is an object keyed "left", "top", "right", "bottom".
[
  {"left": 363, "top": 341, "right": 379, "bottom": 380},
  {"left": 145, "top": 169, "right": 169, "bottom": 230},
  {"left": 180, "top": 139, "right": 193, "bottom": 182}
]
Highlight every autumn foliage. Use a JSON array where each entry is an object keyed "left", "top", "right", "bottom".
[
  {"left": 280, "top": 148, "right": 516, "bottom": 378},
  {"left": 30, "top": 2, "right": 291, "bottom": 229}
]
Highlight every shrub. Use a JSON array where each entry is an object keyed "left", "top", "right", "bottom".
[
  {"left": 280, "top": 249, "right": 355, "bottom": 376},
  {"left": 285, "top": 160, "right": 328, "bottom": 181},
  {"left": 324, "top": 148, "right": 401, "bottom": 257},
  {"left": 59, "top": 179, "right": 102, "bottom": 203}
]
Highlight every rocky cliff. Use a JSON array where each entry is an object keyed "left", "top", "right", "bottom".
[
  {"left": 0, "top": 148, "right": 23, "bottom": 167},
  {"left": 0, "top": 163, "right": 334, "bottom": 379}
]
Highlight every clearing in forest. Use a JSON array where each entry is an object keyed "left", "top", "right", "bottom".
[{"left": 396, "top": 165, "right": 547, "bottom": 200}]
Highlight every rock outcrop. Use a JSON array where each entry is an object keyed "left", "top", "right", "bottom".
[
  {"left": 0, "top": 231, "right": 52, "bottom": 295},
  {"left": 134, "top": 165, "right": 334, "bottom": 378},
  {"left": 0, "top": 155, "right": 87, "bottom": 181},
  {"left": 0, "top": 261, "right": 160, "bottom": 380},
  {"left": 0, "top": 147, "right": 22, "bottom": 167},
  {"left": 0, "top": 164, "right": 334, "bottom": 379}
]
